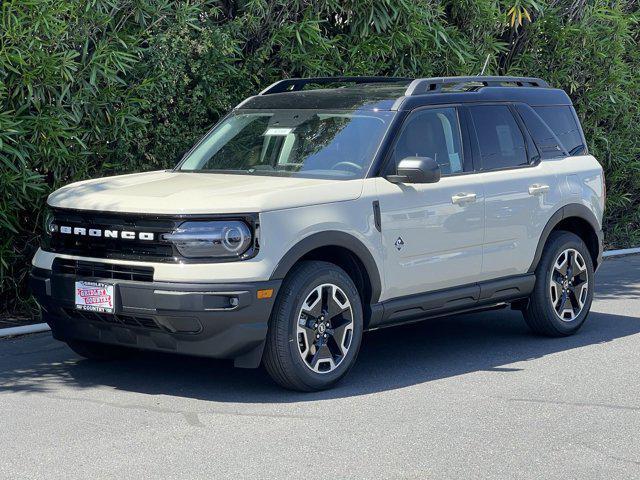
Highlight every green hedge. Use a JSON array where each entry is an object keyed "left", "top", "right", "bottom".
[{"left": 1, "top": 0, "right": 639, "bottom": 317}]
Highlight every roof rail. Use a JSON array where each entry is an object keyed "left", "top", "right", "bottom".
[
  {"left": 405, "top": 76, "right": 549, "bottom": 96},
  {"left": 259, "top": 76, "right": 412, "bottom": 95}
]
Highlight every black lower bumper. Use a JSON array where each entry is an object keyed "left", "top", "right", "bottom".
[{"left": 29, "top": 268, "right": 281, "bottom": 368}]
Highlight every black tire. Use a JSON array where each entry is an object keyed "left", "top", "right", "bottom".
[
  {"left": 523, "top": 231, "right": 595, "bottom": 336},
  {"left": 66, "top": 339, "right": 133, "bottom": 361},
  {"left": 263, "top": 261, "right": 364, "bottom": 392}
]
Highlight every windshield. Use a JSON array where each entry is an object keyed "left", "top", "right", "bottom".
[{"left": 177, "top": 110, "right": 395, "bottom": 179}]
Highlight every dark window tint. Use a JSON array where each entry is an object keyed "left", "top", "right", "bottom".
[
  {"left": 393, "top": 108, "right": 464, "bottom": 175},
  {"left": 469, "top": 105, "right": 528, "bottom": 170},
  {"left": 534, "top": 106, "right": 585, "bottom": 155},
  {"left": 514, "top": 104, "right": 565, "bottom": 159}
]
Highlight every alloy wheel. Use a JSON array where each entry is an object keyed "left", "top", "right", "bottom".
[
  {"left": 549, "top": 248, "right": 589, "bottom": 321},
  {"left": 296, "top": 283, "right": 354, "bottom": 374}
]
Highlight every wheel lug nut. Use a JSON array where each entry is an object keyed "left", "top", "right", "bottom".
[
  {"left": 316, "top": 334, "right": 320, "bottom": 338},
  {"left": 323, "top": 333, "right": 327, "bottom": 338}
]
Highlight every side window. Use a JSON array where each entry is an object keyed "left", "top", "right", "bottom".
[
  {"left": 469, "top": 105, "right": 528, "bottom": 170},
  {"left": 514, "top": 104, "right": 565, "bottom": 159},
  {"left": 534, "top": 106, "right": 586, "bottom": 155},
  {"left": 393, "top": 108, "right": 464, "bottom": 175}
]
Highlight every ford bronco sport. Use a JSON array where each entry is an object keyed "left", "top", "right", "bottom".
[{"left": 30, "top": 76, "right": 605, "bottom": 391}]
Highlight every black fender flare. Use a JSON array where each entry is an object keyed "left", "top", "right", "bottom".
[
  {"left": 528, "top": 203, "right": 603, "bottom": 273},
  {"left": 270, "top": 231, "right": 383, "bottom": 303}
]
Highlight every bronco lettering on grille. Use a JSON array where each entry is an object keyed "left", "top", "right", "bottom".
[{"left": 55, "top": 225, "right": 154, "bottom": 241}]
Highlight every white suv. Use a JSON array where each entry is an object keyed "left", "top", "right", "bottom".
[{"left": 30, "top": 76, "right": 605, "bottom": 391}]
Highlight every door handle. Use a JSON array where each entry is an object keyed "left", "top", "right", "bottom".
[
  {"left": 451, "top": 193, "right": 477, "bottom": 205},
  {"left": 528, "top": 184, "right": 550, "bottom": 195}
]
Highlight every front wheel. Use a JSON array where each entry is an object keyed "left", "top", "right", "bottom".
[
  {"left": 523, "top": 231, "right": 595, "bottom": 336},
  {"left": 263, "top": 261, "right": 363, "bottom": 391}
]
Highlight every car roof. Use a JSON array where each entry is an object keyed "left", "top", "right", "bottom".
[
  {"left": 236, "top": 76, "right": 573, "bottom": 112},
  {"left": 237, "top": 82, "right": 411, "bottom": 111}
]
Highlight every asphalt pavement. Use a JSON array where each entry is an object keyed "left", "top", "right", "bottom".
[{"left": 1, "top": 255, "right": 639, "bottom": 479}]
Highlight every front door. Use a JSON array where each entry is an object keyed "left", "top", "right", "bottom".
[{"left": 375, "top": 107, "right": 485, "bottom": 300}]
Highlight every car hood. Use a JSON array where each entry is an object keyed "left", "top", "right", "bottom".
[{"left": 47, "top": 170, "right": 364, "bottom": 214}]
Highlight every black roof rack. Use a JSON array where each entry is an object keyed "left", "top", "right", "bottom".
[
  {"left": 259, "top": 75, "right": 548, "bottom": 96},
  {"left": 240, "top": 75, "right": 565, "bottom": 111},
  {"left": 259, "top": 76, "right": 412, "bottom": 95},
  {"left": 404, "top": 76, "right": 549, "bottom": 96}
]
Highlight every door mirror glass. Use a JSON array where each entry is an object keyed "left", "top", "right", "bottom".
[{"left": 386, "top": 156, "right": 441, "bottom": 184}]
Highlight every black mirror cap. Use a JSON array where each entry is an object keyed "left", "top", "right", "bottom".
[{"left": 386, "top": 156, "right": 441, "bottom": 184}]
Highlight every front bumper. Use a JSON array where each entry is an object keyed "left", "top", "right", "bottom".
[{"left": 29, "top": 267, "right": 281, "bottom": 368}]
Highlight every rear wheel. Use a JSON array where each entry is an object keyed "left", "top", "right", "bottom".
[
  {"left": 263, "top": 261, "right": 363, "bottom": 391},
  {"left": 523, "top": 231, "right": 595, "bottom": 336},
  {"left": 66, "top": 339, "right": 133, "bottom": 361}
]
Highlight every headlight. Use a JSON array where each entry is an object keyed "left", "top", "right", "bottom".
[
  {"left": 43, "top": 207, "right": 58, "bottom": 236},
  {"left": 162, "top": 221, "right": 253, "bottom": 259},
  {"left": 40, "top": 207, "right": 59, "bottom": 250}
]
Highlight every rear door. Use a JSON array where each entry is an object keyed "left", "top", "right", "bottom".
[
  {"left": 375, "top": 106, "right": 485, "bottom": 300},
  {"left": 466, "top": 104, "right": 562, "bottom": 281}
]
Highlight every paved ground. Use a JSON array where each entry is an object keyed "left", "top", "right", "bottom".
[{"left": 1, "top": 256, "right": 639, "bottom": 480}]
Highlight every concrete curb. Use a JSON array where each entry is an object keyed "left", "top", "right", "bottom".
[
  {"left": 603, "top": 247, "right": 640, "bottom": 258},
  {"left": 0, "top": 323, "right": 50, "bottom": 338}
]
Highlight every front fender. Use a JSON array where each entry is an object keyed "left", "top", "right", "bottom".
[{"left": 270, "top": 230, "right": 383, "bottom": 303}]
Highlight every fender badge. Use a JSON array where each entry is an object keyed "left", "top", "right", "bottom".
[{"left": 395, "top": 237, "right": 405, "bottom": 251}]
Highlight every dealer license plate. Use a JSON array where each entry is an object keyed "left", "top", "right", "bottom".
[{"left": 75, "top": 281, "right": 114, "bottom": 314}]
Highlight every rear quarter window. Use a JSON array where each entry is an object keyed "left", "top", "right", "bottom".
[
  {"left": 514, "top": 104, "right": 566, "bottom": 159},
  {"left": 533, "top": 106, "right": 586, "bottom": 155}
]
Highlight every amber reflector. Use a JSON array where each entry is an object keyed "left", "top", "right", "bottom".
[{"left": 257, "top": 289, "right": 273, "bottom": 299}]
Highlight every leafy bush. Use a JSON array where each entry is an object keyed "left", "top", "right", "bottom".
[{"left": 1, "top": 0, "right": 638, "bottom": 316}]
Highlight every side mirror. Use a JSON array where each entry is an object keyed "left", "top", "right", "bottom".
[{"left": 386, "top": 156, "right": 441, "bottom": 184}]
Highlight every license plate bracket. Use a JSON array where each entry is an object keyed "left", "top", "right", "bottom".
[{"left": 75, "top": 281, "right": 115, "bottom": 314}]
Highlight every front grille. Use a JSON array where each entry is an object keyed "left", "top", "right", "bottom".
[
  {"left": 45, "top": 209, "right": 177, "bottom": 261},
  {"left": 62, "top": 307, "right": 161, "bottom": 330},
  {"left": 43, "top": 207, "right": 260, "bottom": 263},
  {"left": 53, "top": 258, "right": 154, "bottom": 282}
]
